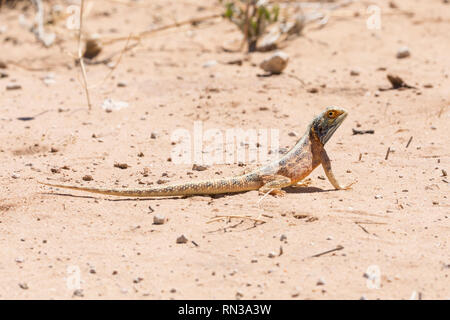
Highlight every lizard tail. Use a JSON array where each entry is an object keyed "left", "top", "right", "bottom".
[{"left": 38, "top": 175, "right": 262, "bottom": 197}]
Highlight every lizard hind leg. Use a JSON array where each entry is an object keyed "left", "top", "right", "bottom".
[{"left": 259, "top": 175, "right": 292, "bottom": 197}]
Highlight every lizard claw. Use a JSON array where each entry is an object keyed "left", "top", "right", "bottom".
[{"left": 342, "top": 179, "right": 357, "bottom": 190}]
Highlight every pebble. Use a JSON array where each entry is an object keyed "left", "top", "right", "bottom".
[
  {"left": 288, "top": 131, "right": 298, "bottom": 137},
  {"left": 114, "top": 163, "right": 129, "bottom": 169},
  {"left": 6, "top": 83, "right": 21, "bottom": 90},
  {"left": 117, "top": 81, "right": 127, "bottom": 87},
  {"left": 280, "top": 234, "right": 287, "bottom": 241},
  {"left": 350, "top": 68, "right": 361, "bottom": 76},
  {"left": 133, "top": 277, "right": 143, "bottom": 284},
  {"left": 73, "top": 289, "right": 84, "bottom": 297},
  {"left": 82, "top": 175, "right": 93, "bottom": 181},
  {"left": 0, "top": 71, "right": 7, "bottom": 78},
  {"left": 176, "top": 235, "right": 188, "bottom": 244},
  {"left": 316, "top": 278, "right": 326, "bottom": 286},
  {"left": 101, "top": 98, "right": 129, "bottom": 112},
  {"left": 192, "top": 164, "right": 208, "bottom": 171},
  {"left": 374, "top": 194, "right": 383, "bottom": 199},
  {"left": 18, "top": 283, "right": 29, "bottom": 290},
  {"left": 268, "top": 252, "right": 277, "bottom": 258},
  {"left": 150, "top": 132, "right": 158, "bottom": 139},
  {"left": 396, "top": 46, "right": 411, "bottom": 59},
  {"left": 260, "top": 51, "right": 289, "bottom": 74},
  {"left": 153, "top": 214, "right": 166, "bottom": 225},
  {"left": 42, "top": 74, "right": 56, "bottom": 85},
  {"left": 11, "top": 173, "right": 20, "bottom": 179},
  {"left": 15, "top": 257, "right": 24, "bottom": 263},
  {"left": 202, "top": 60, "right": 217, "bottom": 68}
]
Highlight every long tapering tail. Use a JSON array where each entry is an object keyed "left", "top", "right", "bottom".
[{"left": 39, "top": 174, "right": 262, "bottom": 197}]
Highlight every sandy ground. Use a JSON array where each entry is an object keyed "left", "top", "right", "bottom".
[{"left": 0, "top": 0, "right": 449, "bottom": 299}]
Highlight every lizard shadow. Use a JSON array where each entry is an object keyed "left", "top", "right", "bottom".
[
  {"left": 284, "top": 186, "right": 330, "bottom": 194},
  {"left": 40, "top": 192, "right": 181, "bottom": 201}
]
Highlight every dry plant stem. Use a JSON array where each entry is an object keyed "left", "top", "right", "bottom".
[
  {"left": 77, "top": 0, "right": 92, "bottom": 110},
  {"left": 102, "top": 13, "right": 222, "bottom": 45},
  {"left": 89, "top": 35, "right": 134, "bottom": 89},
  {"left": 310, "top": 245, "right": 344, "bottom": 258},
  {"left": 207, "top": 215, "right": 266, "bottom": 224}
]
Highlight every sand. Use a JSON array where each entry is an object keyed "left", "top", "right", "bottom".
[{"left": 0, "top": 0, "right": 448, "bottom": 299}]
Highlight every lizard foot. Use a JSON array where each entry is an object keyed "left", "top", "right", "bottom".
[{"left": 291, "top": 178, "right": 312, "bottom": 188}]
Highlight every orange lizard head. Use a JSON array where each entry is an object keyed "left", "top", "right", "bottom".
[{"left": 311, "top": 106, "right": 348, "bottom": 145}]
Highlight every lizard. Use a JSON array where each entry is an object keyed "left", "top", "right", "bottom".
[{"left": 40, "top": 106, "right": 354, "bottom": 197}]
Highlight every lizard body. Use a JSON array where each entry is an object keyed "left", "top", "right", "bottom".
[{"left": 40, "top": 106, "right": 353, "bottom": 197}]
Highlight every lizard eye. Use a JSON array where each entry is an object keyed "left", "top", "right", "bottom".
[{"left": 327, "top": 111, "right": 336, "bottom": 118}]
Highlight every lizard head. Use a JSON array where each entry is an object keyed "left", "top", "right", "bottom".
[{"left": 310, "top": 106, "right": 348, "bottom": 145}]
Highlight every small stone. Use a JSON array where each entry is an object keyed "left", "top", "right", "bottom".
[
  {"left": 316, "top": 278, "right": 326, "bottom": 286},
  {"left": 260, "top": 51, "right": 289, "bottom": 74},
  {"left": 42, "top": 74, "right": 56, "bottom": 85},
  {"left": 176, "top": 235, "right": 188, "bottom": 244},
  {"left": 350, "top": 68, "right": 361, "bottom": 76},
  {"left": 307, "top": 87, "right": 318, "bottom": 93},
  {"left": 6, "top": 83, "right": 21, "bottom": 90},
  {"left": 0, "top": 71, "right": 8, "bottom": 78},
  {"left": 73, "top": 289, "right": 84, "bottom": 297},
  {"left": 251, "top": 258, "right": 258, "bottom": 263},
  {"left": 50, "top": 147, "right": 59, "bottom": 153},
  {"left": 280, "top": 234, "right": 287, "bottom": 241},
  {"left": 82, "top": 175, "right": 93, "bottom": 181},
  {"left": 150, "top": 132, "right": 158, "bottom": 139},
  {"left": 288, "top": 131, "right": 298, "bottom": 137},
  {"left": 133, "top": 277, "right": 143, "bottom": 284},
  {"left": 89, "top": 268, "right": 96, "bottom": 274},
  {"left": 268, "top": 252, "right": 277, "bottom": 258},
  {"left": 153, "top": 214, "right": 166, "bottom": 225},
  {"left": 202, "top": 60, "right": 217, "bottom": 68},
  {"left": 396, "top": 46, "right": 410, "bottom": 59},
  {"left": 192, "top": 164, "right": 208, "bottom": 171},
  {"left": 117, "top": 81, "right": 127, "bottom": 87},
  {"left": 15, "top": 257, "right": 24, "bottom": 263},
  {"left": 170, "top": 288, "right": 177, "bottom": 293},
  {"left": 101, "top": 98, "right": 129, "bottom": 112},
  {"left": 374, "top": 194, "right": 383, "bottom": 199},
  {"left": 83, "top": 38, "right": 102, "bottom": 59},
  {"left": 235, "top": 291, "right": 244, "bottom": 299},
  {"left": 326, "top": 236, "right": 333, "bottom": 240},
  {"left": 11, "top": 173, "right": 20, "bottom": 179},
  {"left": 18, "top": 283, "right": 28, "bottom": 290},
  {"left": 114, "top": 163, "right": 129, "bottom": 169}
]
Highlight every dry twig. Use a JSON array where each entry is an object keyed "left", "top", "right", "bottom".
[{"left": 77, "top": 0, "right": 92, "bottom": 110}]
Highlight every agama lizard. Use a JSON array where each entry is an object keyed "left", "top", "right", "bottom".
[{"left": 40, "top": 106, "right": 353, "bottom": 197}]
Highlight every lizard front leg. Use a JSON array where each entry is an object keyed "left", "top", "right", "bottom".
[
  {"left": 259, "top": 175, "right": 292, "bottom": 197},
  {"left": 320, "top": 149, "right": 355, "bottom": 190}
]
